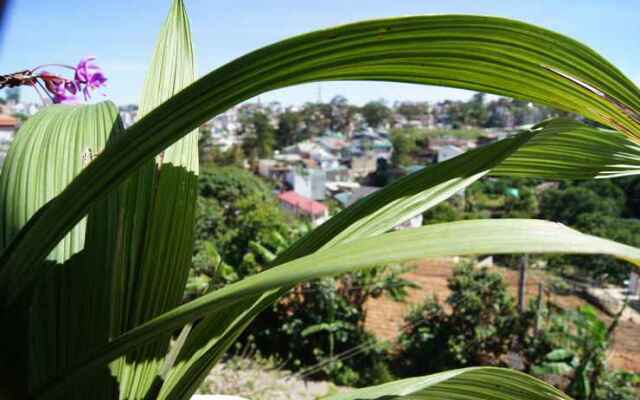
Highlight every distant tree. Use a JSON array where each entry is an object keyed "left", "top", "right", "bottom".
[
  {"left": 194, "top": 167, "right": 289, "bottom": 271},
  {"left": 217, "top": 145, "right": 245, "bottom": 167},
  {"left": 539, "top": 180, "right": 634, "bottom": 283},
  {"left": 368, "top": 157, "right": 392, "bottom": 187},
  {"left": 538, "top": 186, "right": 623, "bottom": 225},
  {"left": 503, "top": 187, "right": 539, "bottom": 218},
  {"left": 422, "top": 200, "right": 463, "bottom": 224},
  {"left": 276, "top": 110, "right": 302, "bottom": 148},
  {"left": 301, "top": 101, "right": 331, "bottom": 137},
  {"left": 396, "top": 101, "right": 429, "bottom": 120},
  {"left": 485, "top": 97, "right": 515, "bottom": 128},
  {"left": 564, "top": 214, "right": 640, "bottom": 283},
  {"left": 463, "top": 93, "right": 489, "bottom": 127},
  {"left": 390, "top": 129, "right": 416, "bottom": 167},
  {"left": 361, "top": 100, "right": 391, "bottom": 128},
  {"left": 198, "top": 126, "right": 215, "bottom": 165},
  {"left": 242, "top": 111, "right": 275, "bottom": 158},
  {"left": 441, "top": 100, "right": 465, "bottom": 128},
  {"left": 329, "top": 95, "right": 357, "bottom": 133},
  {"left": 615, "top": 175, "right": 640, "bottom": 217}
]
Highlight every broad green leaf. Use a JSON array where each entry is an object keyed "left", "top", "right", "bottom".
[
  {"left": 158, "top": 118, "right": 533, "bottom": 399},
  {"left": 0, "top": 103, "right": 120, "bottom": 261},
  {"left": 159, "top": 118, "right": 640, "bottom": 400},
  {"left": 104, "top": 0, "right": 200, "bottom": 398},
  {"left": 325, "top": 367, "right": 571, "bottom": 400},
  {"left": 493, "top": 118, "right": 640, "bottom": 179},
  {"left": 0, "top": 102, "right": 123, "bottom": 398},
  {"left": 3, "top": 15, "right": 640, "bottom": 303},
  {"left": 38, "top": 219, "right": 640, "bottom": 398}
]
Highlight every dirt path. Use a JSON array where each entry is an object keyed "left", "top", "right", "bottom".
[{"left": 364, "top": 258, "right": 640, "bottom": 372}]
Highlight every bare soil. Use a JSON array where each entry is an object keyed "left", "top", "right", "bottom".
[{"left": 364, "top": 258, "right": 640, "bottom": 372}]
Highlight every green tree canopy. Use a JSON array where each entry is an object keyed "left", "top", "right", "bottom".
[{"left": 361, "top": 100, "right": 391, "bottom": 128}]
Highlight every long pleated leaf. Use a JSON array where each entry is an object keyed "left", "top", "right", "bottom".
[
  {"left": 0, "top": 102, "right": 123, "bottom": 398},
  {"left": 325, "top": 367, "right": 571, "bottom": 400},
  {"left": 106, "top": 1, "right": 199, "bottom": 398},
  {"left": 38, "top": 218, "right": 640, "bottom": 398},
  {"left": 158, "top": 117, "right": 640, "bottom": 399},
  {"left": 493, "top": 118, "right": 640, "bottom": 179},
  {"left": 157, "top": 117, "right": 534, "bottom": 399},
  {"left": 2, "top": 14, "right": 640, "bottom": 304},
  {"left": 0, "top": 103, "right": 120, "bottom": 260}
]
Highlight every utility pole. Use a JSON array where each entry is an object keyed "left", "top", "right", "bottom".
[{"left": 518, "top": 254, "right": 529, "bottom": 312}]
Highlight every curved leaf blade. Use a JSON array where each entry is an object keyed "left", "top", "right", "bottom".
[
  {"left": 325, "top": 367, "right": 571, "bottom": 400},
  {"left": 3, "top": 15, "right": 640, "bottom": 303},
  {"left": 38, "top": 219, "right": 640, "bottom": 398}
]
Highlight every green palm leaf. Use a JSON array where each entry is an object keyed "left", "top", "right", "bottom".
[
  {"left": 106, "top": 0, "right": 199, "bottom": 398},
  {"left": 157, "top": 117, "right": 640, "bottom": 400},
  {"left": 38, "top": 218, "right": 640, "bottom": 398},
  {"left": 0, "top": 102, "right": 124, "bottom": 398},
  {"left": 2, "top": 14, "right": 640, "bottom": 304},
  {"left": 3, "top": 7, "right": 640, "bottom": 399},
  {"left": 325, "top": 367, "right": 571, "bottom": 400}
]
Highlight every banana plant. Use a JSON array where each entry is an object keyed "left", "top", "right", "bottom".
[{"left": 1, "top": 1, "right": 640, "bottom": 399}]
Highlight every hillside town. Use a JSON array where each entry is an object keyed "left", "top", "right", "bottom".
[{"left": 0, "top": 92, "right": 579, "bottom": 227}]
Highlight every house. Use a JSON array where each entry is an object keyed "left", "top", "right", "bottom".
[
  {"left": 0, "top": 115, "right": 18, "bottom": 169},
  {"left": 350, "top": 153, "right": 378, "bottom": 177},
  {"left": 350, "top": 128, "right": 393, "bottom": 161},
  {"left": 325, "top": 166, "right": 351, "bottom": 182},
  {"left": 0, "top": 115, "right": 19, "bottom": 142},
  {"left": 293, "top": 168, "right": 326, "bottom": 200},
  {"left": 309, "top": 148, "right": 340, "bottom": 170},
  {"left": 278, "top": 191, "right": 329, "bottom": 226},
  {"left": 257, "top": 159, "right": 291, "bottom": 183}
]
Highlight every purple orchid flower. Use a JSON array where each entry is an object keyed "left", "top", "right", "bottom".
[
  {"left": 40, "top": 71, "right": 79, "bottom": 104},
  {"left": 74, "top": 56, "right": 107, "bottom": 100},
  {"left": 19, "top": 56, "right": 108, "bottom": 104}
]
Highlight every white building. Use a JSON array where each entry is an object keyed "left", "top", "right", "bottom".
[
  {"left": 310, "top": 148, "right": 340, "bottom": 171},
  {"left": 293, "top": 169, "right": 326, "bottom": 201}
]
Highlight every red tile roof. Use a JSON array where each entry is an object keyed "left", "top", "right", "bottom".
[
  {"left": 278, "top": 191, "right": 328, "bottom": 216},
  {"left": 0, "top": 115, "right": 18, "bottom": 128}
]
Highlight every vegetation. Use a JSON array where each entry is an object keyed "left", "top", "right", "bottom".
[
  {"left": 1, "top": 1, "right": 640, "bottom": 399},
  {"left": 248, "top": 267, "right": 412, "bottom": 387},
  {"left": 395, "top": 263, "right": 639, "bottom": 399},
  {"left": 394, "top": 264, "right": 531, "bottom": 375}
]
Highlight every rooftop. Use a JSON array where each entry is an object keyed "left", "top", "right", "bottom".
[
  {"left": 0, "top": 115, "right": 19, "bottom": 128},
  {"left": 278, "top": 191, "right": 328, "bottom": 216}
]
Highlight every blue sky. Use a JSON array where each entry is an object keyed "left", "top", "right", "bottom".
[{"left": 2, "top": 0, "right": 639, "bottom": 106}]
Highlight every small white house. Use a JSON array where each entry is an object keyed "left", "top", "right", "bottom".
[{"left": 293, "top": 169, "right": 326, "bottom": 201}]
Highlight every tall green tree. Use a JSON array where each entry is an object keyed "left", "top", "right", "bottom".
[
  {"left": 361, "top": 100, "right": 391, "bottom": 128},
  {"left": 242, "top": 111, "right": 275, "bottom": 158},
  {"left": 276, "top": 110, "right": 302, "bottom": 148},
  {"left": 391, "top": 129, "right": 417, "bottom": 167}
]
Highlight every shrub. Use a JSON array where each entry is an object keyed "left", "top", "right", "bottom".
[
  {"left": 247, "top": 266, "right": 413, "bottom": 387},
  {"left": 394, "top": 263, "right": 532, "bottom": 375}
]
